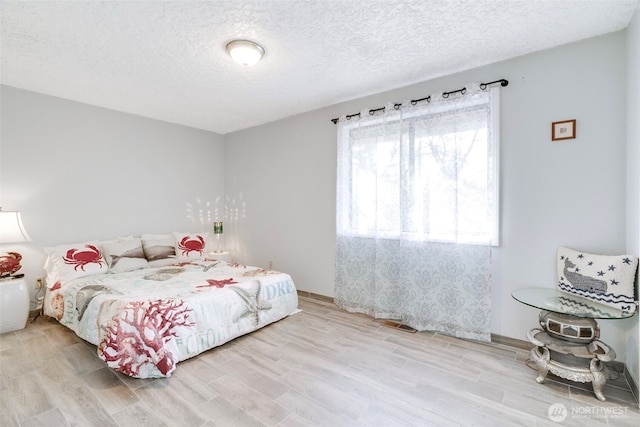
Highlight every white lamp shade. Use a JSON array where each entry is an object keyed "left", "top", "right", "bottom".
[
  {"left": 0, "top": 211, "right": 32, "bottom": 243},
  {"left": 226, "top": 40, "right": 264, "bottom": 66}
]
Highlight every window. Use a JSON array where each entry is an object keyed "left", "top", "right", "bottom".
[{"left": 336, "top": 87, "right": 499, "bottom": 245}]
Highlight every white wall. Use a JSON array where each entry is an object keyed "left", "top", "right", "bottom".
[
  {"left": 225, "top": 32, "right": 633, "bottom": 360},
  {"left": 224, "top": 112, "right": 336, "bottom": 291},
  {"left": 626, "top": 6, "right": 640, "bottom": 397},
  {"left": 0, "top": 86, "right": 225, "bottom": 306}
]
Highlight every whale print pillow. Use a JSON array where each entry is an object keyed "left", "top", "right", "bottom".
[
  {"left": 557, "top": 246, "right": 638, "bottom": 313},
  {"left": 102, "top": 237, "right": 149, "bottom": 273},
  {"left": 141, "top": 233, "right": 177, "bottom": 267}
]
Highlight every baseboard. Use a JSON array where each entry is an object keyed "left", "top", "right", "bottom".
[
  {"left": 490, "top": 333, "right": 533, "bottom": 351},
  {"left": 626, "top": 365, "right": 639, "bottom": 406},
  {"left": 296, "top": 289, "right": 334, "bottom": 304}
]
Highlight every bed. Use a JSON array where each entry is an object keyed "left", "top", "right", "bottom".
[{"left": 42, "top": 233, "right": 298, "bottom": 378}]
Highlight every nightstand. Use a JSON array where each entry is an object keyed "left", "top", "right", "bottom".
[{"left": 0, "top": 277, "right": 30, "bottom": 334}]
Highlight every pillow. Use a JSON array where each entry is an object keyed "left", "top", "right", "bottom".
[
  {"left": 102, "top": 236, "right": 149, "bottom": 273},
  {"left": 557, "top": 246, "right": 638, "bottom": 313},
  {"left": 44, "top": 241, "right": 109, "bottom": 287},
  {"left": 141, "top": 233, "right": 177, "bottom": 267},
  {"left": 173, "top": 231, "right": 210, "bottom": 262}
]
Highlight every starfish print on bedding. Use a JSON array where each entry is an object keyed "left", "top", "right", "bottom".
[
  {"left": 229, "top": 281, "right": 272, "bottom": 326},
  {"left": 197, "top": 278, "right": 237, "bottom": 289},
  {"left": 174, "top": 261, "right": 198, "bottom": 267}
]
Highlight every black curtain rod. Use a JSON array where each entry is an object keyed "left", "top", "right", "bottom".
[{"left": 330, "top": 78, "right": 508, "bottom": 124}]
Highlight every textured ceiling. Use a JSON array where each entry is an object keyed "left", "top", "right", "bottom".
[{"left": 1, "top": 1, "right": 638, "bottom": 134}]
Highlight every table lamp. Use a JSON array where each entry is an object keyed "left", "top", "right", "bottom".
[
  {"left": 213, "top": 221, "right": 223, "bottom": 253},
  {"left": 0, "top": 208, "right": 32, "bottom": 278}
]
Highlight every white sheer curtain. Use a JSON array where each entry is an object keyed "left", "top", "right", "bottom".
[{"left": 335, "top": 84, "right": 499, "bottom": 342}]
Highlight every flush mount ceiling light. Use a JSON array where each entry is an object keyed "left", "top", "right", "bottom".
[{"left": 226, "top": 40, "right": 265, "bottom": 67}]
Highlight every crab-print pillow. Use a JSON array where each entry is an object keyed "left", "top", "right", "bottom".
[
  {"left": 173, "top": 232, "right": 209, "bottom": 262},
  {"left": 44, "top": 241, "right": 109, "bottom": 287}
]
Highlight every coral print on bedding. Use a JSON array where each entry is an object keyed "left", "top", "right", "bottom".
[{"left": 43, "top": 259, "right": 298, "bottom": 378}]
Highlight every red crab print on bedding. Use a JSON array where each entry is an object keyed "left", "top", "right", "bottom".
[
  {"left": 177, "top": 235, "right": 205, "bottom": 257},
  {"left": 63, "top": 245, "right": 105, "bottom": 271}
]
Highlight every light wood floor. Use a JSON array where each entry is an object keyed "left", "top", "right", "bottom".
[{"left": 1, "top": 296, "right": 638, "bottom": 426}]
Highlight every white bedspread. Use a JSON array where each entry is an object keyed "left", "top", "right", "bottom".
[{"left": 43, "top": 260, "right": 298, "bottom": 378}]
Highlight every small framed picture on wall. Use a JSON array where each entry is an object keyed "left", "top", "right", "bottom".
[{"left": 552, "top": 119, "right": 576, "bottom": 141}]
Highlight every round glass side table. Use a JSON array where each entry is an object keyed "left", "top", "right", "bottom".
[{"left": 511, "top": 287, "right": 635, "bottom": 402}]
